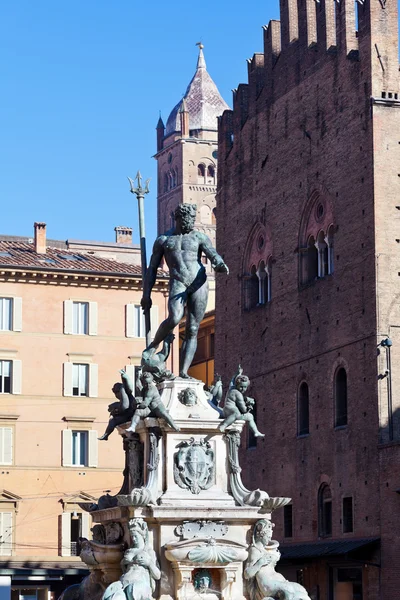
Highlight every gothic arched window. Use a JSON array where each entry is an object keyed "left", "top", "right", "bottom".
[
  {"left": 198, "top": 164, "right": 205, "bottom": 178},
  {"left": 297, "top": 382, "right": 309, "bottom": 436},
  {"left": 244, "top": 265, "right": 259, "bottom": 311},
  {"left": 307, "top": 236, "right": 318, "bottom": 282},
  {"left": 335, "top": 368, "right": 348, "bottom": 427}
]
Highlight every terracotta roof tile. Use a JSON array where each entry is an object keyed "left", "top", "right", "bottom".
[{"left": 0, "top": 241, "right": 167, "bottom": 278}]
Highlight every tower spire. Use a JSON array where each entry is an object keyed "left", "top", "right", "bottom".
[{"left": 196, "top": 42, "right": 206, "bottom": 70}]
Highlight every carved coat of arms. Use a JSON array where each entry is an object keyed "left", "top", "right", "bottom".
[{"left": 173, "top": 437, "right": 215, "bottom": 494}]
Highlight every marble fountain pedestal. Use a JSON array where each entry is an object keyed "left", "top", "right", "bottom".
[{"left": 76, "top": 378, "right": 291, "bottom": 600}]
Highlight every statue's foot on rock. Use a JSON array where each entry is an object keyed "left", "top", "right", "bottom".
[
  {"left": 98, "top": 433, "right": 109, "bottom": 441},
  {"left": 179, "top": 371, "right": 191, "bottom": 379}
]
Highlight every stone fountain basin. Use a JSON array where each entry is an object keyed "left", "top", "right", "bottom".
[{"left": 87, "top": 541, "right": 125, "bottom": 565}]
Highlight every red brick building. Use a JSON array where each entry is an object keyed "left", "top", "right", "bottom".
[{"left": 216, "top": 1, "right": 400, "bottom": 598}]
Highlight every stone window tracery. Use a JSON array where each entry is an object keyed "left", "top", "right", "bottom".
[
  {"left": 243, "top": 223, "right": 273, "bottom": 312},
  {"left": 299, "top": 188, "right": 334, "bottom": 286}
]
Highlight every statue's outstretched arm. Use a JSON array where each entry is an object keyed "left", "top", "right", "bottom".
[
  {"left": 199, "top": 233, "right": 229, "bottom": 274},
  {"left": 120, "top": 369, "right": 134, "bottom": 395}
]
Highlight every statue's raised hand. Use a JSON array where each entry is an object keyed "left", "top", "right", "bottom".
[{"left": 141, "top": 296, "right": 152, "bottom": 313}]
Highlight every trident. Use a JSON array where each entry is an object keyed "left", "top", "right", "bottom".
[{"left": 127, "top": 171, "right": 151, "bottom": 348}]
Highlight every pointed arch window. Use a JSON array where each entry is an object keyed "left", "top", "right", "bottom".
[
  {"left": 335, "top": 368, "right": 348, "bottom": 427},
  {"left": 318, "top": 484, "right": 332, "bottom": 537},
  {"left": 307, "top": 236, "right": 318, "bottom": 282},
  {"left": 327, "top": 225, "right": 334, "bottom": 274},
  {"left": 257, "top": 260, "right": 272, "bottom": 305},
  {"left": 244, "top": 266, "right": 259, "bottom": 311},
  {"left": 297, "top": 382, "right": 309, "bottom": 436}
]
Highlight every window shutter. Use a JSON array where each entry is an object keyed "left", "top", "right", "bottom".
[
  {"left": 62, "top": 429, "right": 73, "bottom": 467},
  {"left": 125, "top": 365, "right": 135, "bottom": 386},
  {"left": 12, "top": 298, "right": 22, "bottom": 332},
  {"left": 81, "top": 511, "right": 91, "bottom": 538},
  {"left": 88, "top": 302, "right": 98, "bottom": 336},
  {"left": 150, "top": 305, "right": 159, "bottom": 341},
  {"left": 64, "top": 300, "right": 73, "bottom": 335},
  {"left": 63, "top": 362, "right": 73, "bottom": 397},
  {"left": 88, "top": 430, "right": 98, "bottom": 468},
  {"left": 60, "top": 512, "right": 71, "bottom": 556},
  {"left": 12, "top": 360, "right": 22, "bottom": 395},
  {"left": 126, "top": 304, "right": 134, "bottom": 338},
  {"left": 89, "top": 364, "right": 98, "bottom": 398},
  {"left": 0, "top": 428, "right": 13, "bottom": 465},
  {"left": 0, "top": 512, "right": 12, "bottom": 556}
]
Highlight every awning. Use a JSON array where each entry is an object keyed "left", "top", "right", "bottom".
[{"left": 280, "top": 537, "right": 380, "bottom": 560}]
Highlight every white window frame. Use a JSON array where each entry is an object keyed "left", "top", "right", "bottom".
[
  {"left": 0, "top": 298, "right": 12, "bottom": 331},
  {"left": 0, "top": 511, "right": 12, "bottom": 556},
  {"left": 64, "top": 362, "right": 97, "bottom": 398},
  {"left": 60, "top": 510, "right": 90, "bottom": 556},
  {"left": 72, "top": 364, "right": 89, "bottom": 397},
  {"left": 126, "top": 304, "right": 159, "bottom": 339},
  {"left": 0, "top": 360, "right": 20, "bottom": 395},
  {"left": 64, "top": 300, "right": 97, "bottom": 336},
  {"left": 0, "top": 427, "right": 13, "bottom": 465},
  {"left": 71, "top": 430, "right": 88, "bottom": 467},
  {"left": 62, "top": 429, "right": 98, "bottom": 468},
  {"left": 72, "top": 302, "right": 89, "bottom": 335}
]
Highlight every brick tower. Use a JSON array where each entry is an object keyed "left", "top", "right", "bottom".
[
  {"left": 155, "top": 44, "right": 229, "bottom": 313},
  {"left": 216, "top": 0, "right": 400, "bottom": 597}
]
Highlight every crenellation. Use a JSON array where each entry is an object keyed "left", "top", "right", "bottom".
[
  {"left": 235, "top": 83, "right": 250, "bottom": 129},
  {"left": 279, "top": 0, "right": 299, "bottom": 48},
  {"left": 297, "top": 0, "right": 317, "bottom": 49},
  {"left": 322, "top": 0, "right": 337, "bottom": 51},
  {"left": 263, "top": 21, "right": 282, "bottom": 75},
  {"left": 335, "top": 0, "right": 358, "bottom": 57}
]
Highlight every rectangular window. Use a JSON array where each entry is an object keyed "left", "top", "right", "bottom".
[
  {"left": 0, "top": 427, "right": 13, "bottom": 465},
  {"left": 0, "top": 511, "right": 12, "bottom": 556},
  {"left": 72, "top": 431, "right": 88, "bottom": 466},
  {"left": 72, "top": 364, "right": 88, "bottom": 397},
  {"left": 72, "top": 302, "right": 88, "bottom": 335},
  {"left": 134, "top": 305, "right": 145, "bottom": 338},
  {"left": 0, "top": 298, "right": 12, "bottom": 331},
  {"left": 342, "top": 497, "right": 354, "bottom": 533},
  {"left": 284, "top": 504, "right": 293, "bottom": 538},
  {"left": 0, "top": 361, "right": 11, "bottom": 394}
]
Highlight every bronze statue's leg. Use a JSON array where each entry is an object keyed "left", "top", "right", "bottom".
[
  {"left": 247, "top": 414, "right": 265, "bottom": 438},
  {"left": 180, "top": 282, "right": 209, "bottom": 377},
  {"left": 98, "top": 415, "right": 128, "bottom": 440},
  {"left": 147, "top": 282, "right": 186, "bottom": 350},
  {"left": 218, "top": 413, "right": 237, "bottom": 432}
]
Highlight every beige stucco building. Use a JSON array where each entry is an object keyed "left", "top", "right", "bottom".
[{"left": 0, "top": 222, "right": 174, "bottom": 599}]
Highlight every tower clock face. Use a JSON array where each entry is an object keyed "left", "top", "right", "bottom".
[{"left": 212, "top": 150, "right": 218, "bottom": 160}]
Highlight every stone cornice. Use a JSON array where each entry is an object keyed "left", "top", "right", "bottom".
[{"left": 0, "top": 267, "right": 169, "bottom": 290}]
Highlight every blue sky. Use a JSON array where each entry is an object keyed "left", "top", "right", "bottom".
[{"left": 0, "top": 1, "right": 280, "bottom": 246}]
